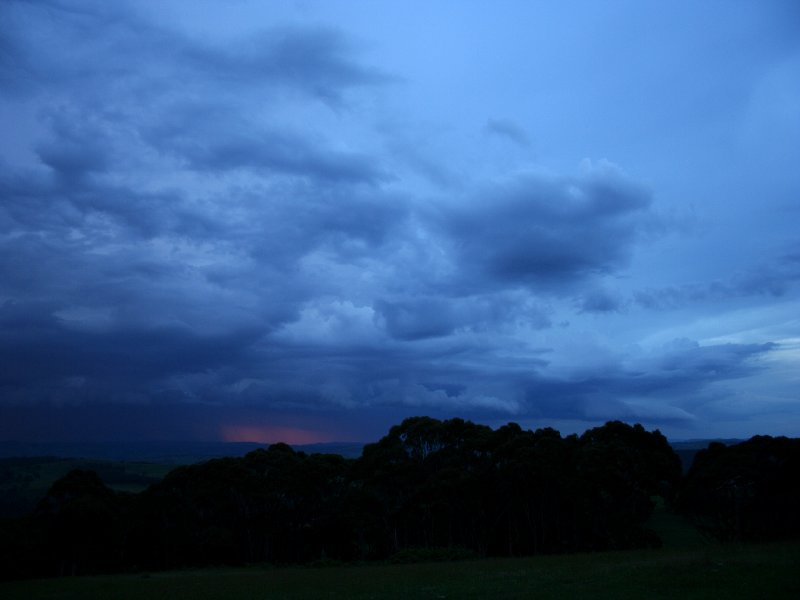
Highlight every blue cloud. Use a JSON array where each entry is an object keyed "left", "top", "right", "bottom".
[{"left": 1, "top": 0, "right": 798, "bottom": 442}]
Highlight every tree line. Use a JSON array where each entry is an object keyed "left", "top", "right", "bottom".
[{"left": 1, "top": 417, "right": 798, "bottom": 580}]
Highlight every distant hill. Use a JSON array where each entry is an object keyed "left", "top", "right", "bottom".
[
  {"left": 669, "top": 439, "right": 744, "bottom": 473},
  {"left": 0, "top": 456, "right": 176, "bottom": 518},
  {"left": 0, "top": 439, "right": 743, "bottom": 469},
  {"left": 0, "top": 440, "right": 366, "bottom": 463},
  {"left": 0, "top": 441, "right": 366, "bottom": 518}
]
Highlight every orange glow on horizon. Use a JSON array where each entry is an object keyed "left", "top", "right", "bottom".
[{"left": 220, "top": 424, "right": 336, "bottom": 445}]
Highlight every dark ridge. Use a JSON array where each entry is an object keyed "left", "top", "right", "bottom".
[{"left": 0, "top": 441, "right": 366, "bottom": 463}]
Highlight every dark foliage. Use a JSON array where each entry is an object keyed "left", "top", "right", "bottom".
[
  {"left": 675, "top": 436, "right": 800, "bottom": 542},
  {"left": 0, "top": 418, "right": 701, "bottom": 580},
  {"left": 31, "top": 469, "right": 130, "bottom": 577}
]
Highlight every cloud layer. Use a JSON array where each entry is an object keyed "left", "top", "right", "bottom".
[{"left": 1, "top": 0, "right": 799, "bottom": 442}]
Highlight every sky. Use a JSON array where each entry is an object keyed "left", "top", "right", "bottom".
[{"left": 1, "top": 0, "right": 799, "bottom": 444}]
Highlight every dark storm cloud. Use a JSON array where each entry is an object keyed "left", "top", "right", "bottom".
[
  {"left": 373, "top": 292, "right": 552, "bottom": 342},
  {"left": 146, "top": 103, "right": 387, "bottom": 184},
  {"left": 0, "top": 0, "right": 399, "bottom": 256},
  {"left": 33, "top": 108, "right": 112, "bottom": 180},
  {"left": 522, "top": 341, "right": 776, "bottom": 425},
  {"left": 2, "top": 0, "right": 793, "bottom": 443},
  {"left": 228, "top": 333, "right": 550, "bottom": 416},
  {"left": 0, "top": 1, "right": 388, "bottom": 103},
  {"left": 438, "top": 164, "right": 652, "bottom": 291},
  {"left": 0, "top": 164, "right": 306, "bottom": 344},
  {"left": 635, "top": 247, "right": 800, "bottom": 309},
  {"left": 189, "top": 27, "right": 390, "bottom": 102},
  {"left": 0, "top": 0, "right": 410, "bottom": 421},
  {"left": 0, "top": 157, "right": 208, "bottom": 245},
  {"left": 0, "top": 79, "right": 666, "bottom": 425},
  {"left": 0, "top": 299, "right": 262, "bottom": 404},
  {"left": 734, "top": 249, "right": 800, "bottom": 296},
  {"left": 576, "top": 289, "right": 624, "bottom": 313},
  {"left": 375, "top": 298, "right": 458, "bottom": 341},
  {"left": 231, "top": 335, "right": 775, "bottom": 428}
]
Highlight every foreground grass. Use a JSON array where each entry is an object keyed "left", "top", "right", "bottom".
[{"left": 3, "top": 541, "right": 799, "bottom": 600}]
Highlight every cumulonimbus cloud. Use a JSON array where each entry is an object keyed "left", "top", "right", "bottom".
[{"left": 0, "top": 0, "right": 789, "bottom": 441}]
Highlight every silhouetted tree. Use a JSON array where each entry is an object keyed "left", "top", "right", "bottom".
[
  {"left": 2, "top": 416, "right": 698, "bottom": 580},
  {"left": 35, "top": 469, "right": 126, "bottom": 576},
  {"left": 676, "top": 436, "right": 800, "bottom": 541}
]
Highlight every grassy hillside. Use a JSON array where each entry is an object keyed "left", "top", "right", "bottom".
[{"left": 1, "top": 541, "right": 798, "bottom": 600}]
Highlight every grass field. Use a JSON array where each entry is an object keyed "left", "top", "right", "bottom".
[{"left": 2, "top": 541, "right": 799, "bottom": 599}]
